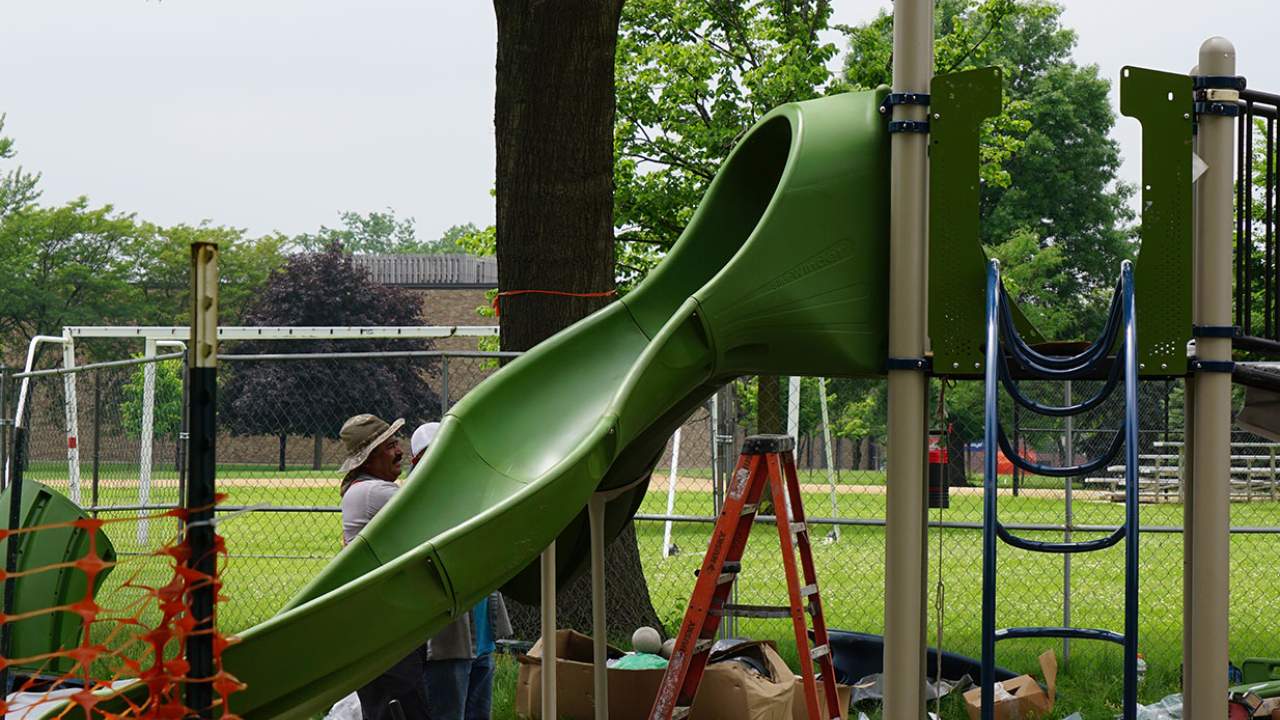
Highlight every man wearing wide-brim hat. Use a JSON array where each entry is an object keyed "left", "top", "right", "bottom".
[{"left": 336, "top": 413, "right": 428, "bottom": 720}]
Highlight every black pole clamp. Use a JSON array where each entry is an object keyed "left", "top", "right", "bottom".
[
  {"left": 1193, "top": 75, "right": 1247, "bottom": 91},
  {"left": 1191, "top": 359, "right": 1236, "bottom": 373},
  {"left": 887, "top": 357, "right": 932, "bottom": 372},
  {"left": 1195, "top": 101, "right": 1240, "bottom": 117},
  {"left": 882, "top": 92, "right": 931, "bottom": 134},
  {"left": 1192, "top": 324, "right": 1240, "bottom": 338},
  {"left": 888, "top": 121, "right": 930, "bottom": 134}
]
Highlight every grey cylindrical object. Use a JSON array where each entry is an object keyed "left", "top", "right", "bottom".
[
  {"left": 884, "top": 0, "right": 933, "bottom": 717},
  {"left": 541, "top": 543, "right": 557, "bottom": 718},
  {"left": 588, "top": 496, "right": 609, "bottom": 720},
  {"left": 1188, "top": 37, "right": 1236, "bottom": 720}
]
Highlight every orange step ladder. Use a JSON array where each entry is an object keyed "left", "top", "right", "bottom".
[{"left": 648, "top": 434, "right": 843, "bottom": 720}]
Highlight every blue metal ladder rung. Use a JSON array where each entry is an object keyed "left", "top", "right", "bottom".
[
  {"left": 996, "top": 523, "right": 1125, "bottom": 554},
  {"left": 995, "top": 626, "right": 1126, "bottom": 645}
]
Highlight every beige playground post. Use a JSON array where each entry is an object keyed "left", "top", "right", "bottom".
[
  {"left": 884, "top": 0, "right": 933, "bottom": 716},
  {"left": 1187, "top": 36, "right": 1236, "bottom": 719}
]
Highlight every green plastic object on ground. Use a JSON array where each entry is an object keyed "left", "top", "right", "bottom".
[
  {"left": 612, "top": 653, "right": 669, "bottom": 670},
  {"left": 0, "top": 480, "right": 116, "bottom": 677},
  {"left": 59, "top": 88, "right": 892, "bottom": 718}
]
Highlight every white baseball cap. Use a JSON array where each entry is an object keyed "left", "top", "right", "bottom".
[{"left": 410, "top": 422, "right": 441, "bottom": 460}]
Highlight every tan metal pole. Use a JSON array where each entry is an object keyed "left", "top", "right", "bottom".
[
  {"left": 589, "top": 494, "right": 609, "bottom": 720},
  {"left": 1188, "top": 37, "right": 1236, "bottom": 720},
  {"left": 541, "top": 543, "right": 557, "bottom": 718},
  {"left": 884, "top": 0, "right": 932, "bottom": 716}
]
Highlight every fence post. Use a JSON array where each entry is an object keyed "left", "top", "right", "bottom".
[
  {"left": 186, "top": 241, "right": 220, "bottom": 718},
  {"left": 0, "top": 366, "right": 8, "bottom": 492},
  {"left": 442, "top": 354, "right": 451, "bottom": 411},
  {"left": 62, "top": 338, "right": 81, "bottom": 504}
]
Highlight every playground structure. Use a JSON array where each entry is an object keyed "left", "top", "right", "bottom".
[{"left": 0, "top": 3, "right": 1271, "bottom": 719}]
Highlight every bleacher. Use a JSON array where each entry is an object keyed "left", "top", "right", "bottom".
[{"left": 1084, "top": 441, "right": 1280, "bottom": 503}]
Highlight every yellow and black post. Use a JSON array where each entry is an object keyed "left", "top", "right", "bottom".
[{"left": 186, "top": 241, "right": 219, "bottom": 717}]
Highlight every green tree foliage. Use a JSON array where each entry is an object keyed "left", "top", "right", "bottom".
[
  {"left": 219, "top": 244, "right": 442, "bottom": 463},
  {"left": 131, "top": 222, "right": 288, "bottom": 326},
  {"left": 0, "top": 114, "right": 41, "bottom": 218},
  {"left": 121, "top": 358, "right": 184, "bottom": 439},
  {"left": 293, "top": 209, "right": 424, "bottom": 254},
  {"left": 845, "top": 0, "right": 1135, "bottom": 339},
  {"left": 0, "top": 199, "right": 145, "bottom": 357},
  {"left": 613, "top": 0, "right": 838, "bottom": 286}
]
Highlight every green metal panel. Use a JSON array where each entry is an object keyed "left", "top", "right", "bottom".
[
  {"left": 0, "top": 481, "right": 115, "bottom": 676},
  {"left": 52, "top": 89, "right": 892, "bottom": 719},
  {"left": 1121, "top": 66, "right": 1195, "bottom": 375},
  {"left": 929, "top": 68, "right": 1003, "bottom": 375},
  {"left": 929, "top": 68, "right": 1043, "bottom": 376}
]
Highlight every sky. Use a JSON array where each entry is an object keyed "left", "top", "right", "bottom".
[{"left": 2, "top": 1, "right": 1278, "bottom": 242}]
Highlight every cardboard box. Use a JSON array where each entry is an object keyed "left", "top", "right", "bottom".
[
  {"left": 789, "top": 677, "right": 852, "bottom": 720},
  {"left": 962, "top": 650, "right": 1057, "bottom": 720},
  {"left": 516, "top": 629, "right": 795, "bottom": 720}
]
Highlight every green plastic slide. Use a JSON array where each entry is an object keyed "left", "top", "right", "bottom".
[{"left": 64, "top": 88, "right": 892, "bottom": 718}]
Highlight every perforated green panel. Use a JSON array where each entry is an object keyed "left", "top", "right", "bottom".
[
  {"left": 1120, "top": 66, "right": 1195, "bottom": 375},
  {"left": 929, "top": 68, "right": 1043, "bottom": 375}
]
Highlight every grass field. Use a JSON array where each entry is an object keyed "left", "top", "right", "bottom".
[{"left": 19, "top": 470, "right": 1278, "bottom": 718}]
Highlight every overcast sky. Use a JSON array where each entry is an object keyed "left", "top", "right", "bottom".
[{"left": 2, "top": 1, "right": 1277, "bottom": 242}]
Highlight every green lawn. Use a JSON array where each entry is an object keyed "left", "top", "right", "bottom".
[{"left": 20, "top": 474, "right": 1280, "bottom": 718}]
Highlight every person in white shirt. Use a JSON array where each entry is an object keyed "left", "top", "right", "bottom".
[{"left": 337, "top": 413, "right": 428, "bottom": 720}]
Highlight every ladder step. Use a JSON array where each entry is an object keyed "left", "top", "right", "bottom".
[
  {"left": 810, "top": 644, "right": 830, "bottom": 660},
  {"left": 799, "top": 584, "right": 818, "bottom": 598},
  {"left": 714, "top": 603, "right": 792, "bottom": 619},
  {"left": 693, "top": 638, "right": 715, "bottom": 655},
  {"left": 790, "top": 521, "right": 808, "bottom": 536},
  {"left": 740, "top": 502, "right": 758, "bottom": 516},
  {"left": 672, "top": 706, "right": 692, "bottom": 720}
]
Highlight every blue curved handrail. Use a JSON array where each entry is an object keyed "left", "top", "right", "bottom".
[
  {"left": 996, "top": 522, "right": 1125, "bottom": 554},
  {"left": 998, "top": 279, "right": 1124, "bottom": 373},
  {"left": 998, "top": 345, "right": 1123, "bottom": 417},
  {"left": 980, "top": 259, "right": 1140, "bottom": 720},
  {"left": 995, "top": 423, "right": 1124, "bottom": 478}
]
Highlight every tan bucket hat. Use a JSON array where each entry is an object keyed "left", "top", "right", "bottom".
[{"left": 337, "top": 413, "right": 405, "bottom": 475}]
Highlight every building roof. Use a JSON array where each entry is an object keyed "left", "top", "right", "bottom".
[{"left": 353, "top": 254, "right": 497, "bottom": 289}]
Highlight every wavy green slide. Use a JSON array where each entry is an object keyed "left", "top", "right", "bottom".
[{"left": 67, "top": 88, "right": 893, "bottom": 718}]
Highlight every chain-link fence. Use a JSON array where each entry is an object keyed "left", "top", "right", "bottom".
[{"left": 5, "top": 355, "right": 1280, "bottom": 683}]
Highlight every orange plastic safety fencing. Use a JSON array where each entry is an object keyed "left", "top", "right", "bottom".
[{"left": 0, "top": 496, "right": 243, "bottom": 719}]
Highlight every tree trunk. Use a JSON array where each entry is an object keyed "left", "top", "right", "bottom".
[
  {"left": 859, "top": 436, "right": 874, "bottom": 470},
  {"left": 277, "top": 433, "right": 287, "bottom": 472},
  {"left": 312, "top": 434, "right": 324, "bottom": 471},
  {"left": 493, "top": 0, "right": 657, "bottom": 639}
]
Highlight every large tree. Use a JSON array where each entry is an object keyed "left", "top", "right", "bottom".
[
  {"left": 492, "top": 0, "right": 663, "bottom": 638},
  {"left": 219, "top": 244, "right": 441, "bottom": 470}
]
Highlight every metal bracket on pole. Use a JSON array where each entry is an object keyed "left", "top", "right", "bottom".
[
  {"left": 886, "top": 356, "right": 932, "bottom": 372},
  {"left": 1192, "top": 324, "right": 1240, "bottom": 338},
  {"left": 1191, "top": 359, "right": 1236, "bottom": 373}
]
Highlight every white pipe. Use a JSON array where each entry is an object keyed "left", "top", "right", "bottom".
[
  {"left": 819, "top": 378, "right": 839, "bottom": 541},
  {"left": 14, "top": 335, "right": 67, "bottom": 431},
  {"left": 62, "top": 337, "right": 81, "bottom": 504},
  {"left": 588, "top": 495, "right": 608, "bottom": 720},
  {"left": 787, "top": 376, "right": 801, "bottom": 441},
  {"left": 661, "top": 429, "right": 683, "bottom": 557},
  {"left": 541, "top": 543, "right": 557, "bottom": 719}
]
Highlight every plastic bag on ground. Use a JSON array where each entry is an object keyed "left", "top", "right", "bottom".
[{"left": 1131, "top": 692, "right": 1182, "bottom": 720}]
